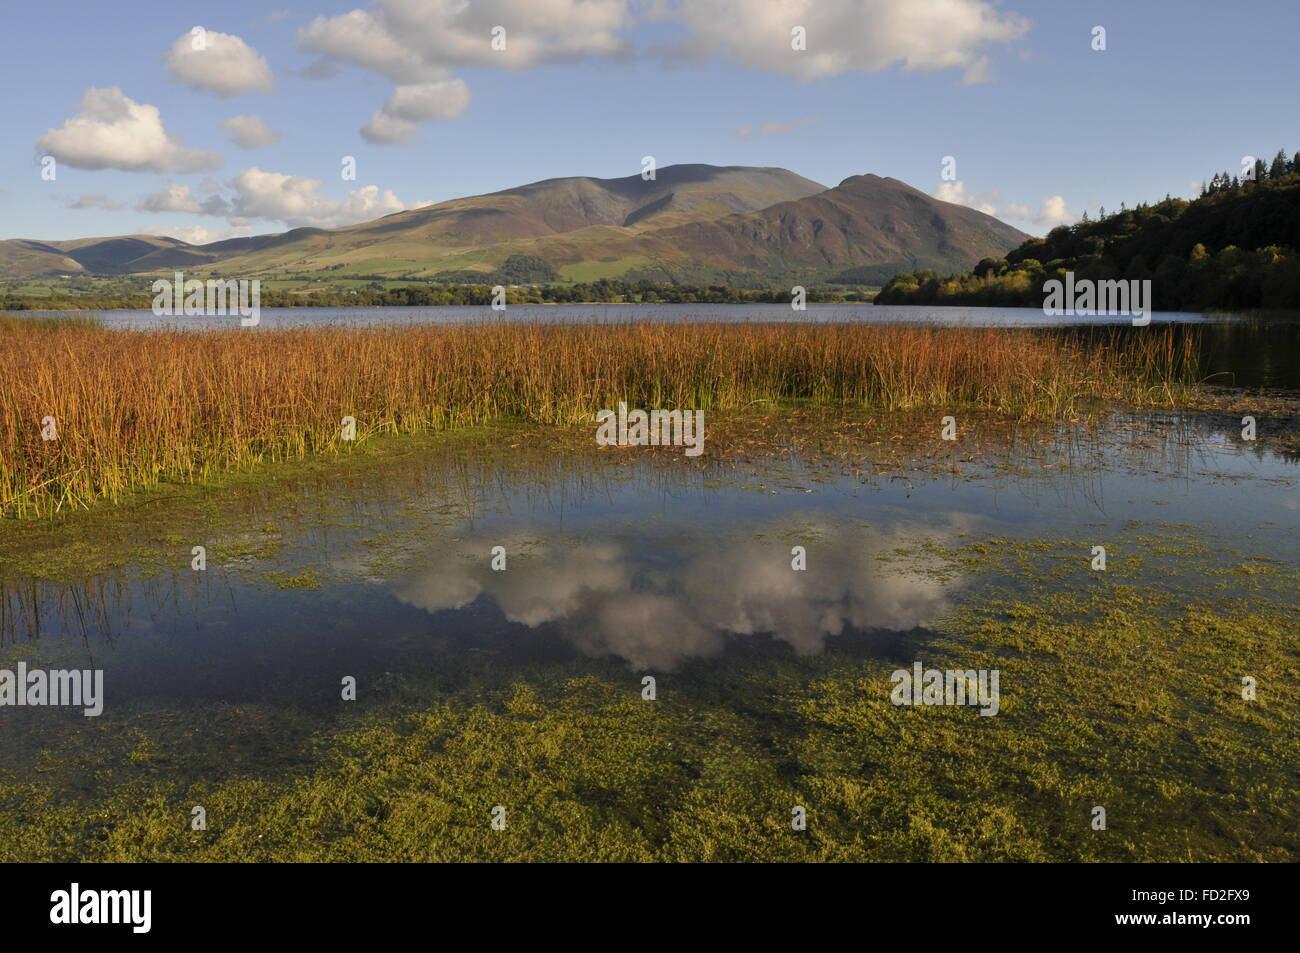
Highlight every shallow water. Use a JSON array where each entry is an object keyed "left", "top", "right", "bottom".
[{"left": 1, "top": 411, "right": 1295, "bottom": 779}]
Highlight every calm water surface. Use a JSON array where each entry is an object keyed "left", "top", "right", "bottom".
[
  {"left": 24, "top": 302, "right": 1300, "bottom": 329},
  {"left": 1, "top": 412, "right": 1295, "bottom": 777}
]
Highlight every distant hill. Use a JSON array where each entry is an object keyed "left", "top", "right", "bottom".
[
  {"left": 634, "top": 173, "right": 1030, "bottom": 284},
  {"left": 204, "top": 164, "right": 832, "bottom": 280},
  {"left": 0, "top": 235, "right": 212, "bottom": 277},
  {"left": 1, "top": 164, "right": 1027, "bottom": 287},
  {"left": 876, "top": 150, "right": 1300, "bottom": 309}
]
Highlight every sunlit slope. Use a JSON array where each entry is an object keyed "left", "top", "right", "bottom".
[
  {"left": 197, "top": 165, "right": 829, "bottom": 277},
  {"left": 1, "top": 166, "right": 1027, "bottom": 284}
]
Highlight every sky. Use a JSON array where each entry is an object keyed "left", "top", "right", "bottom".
[{"left": 2, "top": 0, "right": 1298, "bottom": 244}]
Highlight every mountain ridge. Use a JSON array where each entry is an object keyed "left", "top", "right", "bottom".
[{"left": 0, "top": 164, "right": 1028, "bottom": 285}]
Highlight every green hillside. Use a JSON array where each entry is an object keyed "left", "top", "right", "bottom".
[{"left": 876, "top": 149, "right": 1300, "bottom": 310}]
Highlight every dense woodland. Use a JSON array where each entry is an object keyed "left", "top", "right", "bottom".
[{"left": 876, "top": 149, "right": 1300, "bottom": 310}]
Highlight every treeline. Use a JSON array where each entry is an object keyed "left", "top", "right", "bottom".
[
  {"left": 876, "top": 148, "right": 1300, "bottom": 311},
  {"left": 2, "top": 278, "right": 872, "bottom": 312},
  {"left": 262, "top": 280, "right": 868, "bottom": 307},
  {"left": 431, "top": 254, "right": 560, "bottom": 285}
]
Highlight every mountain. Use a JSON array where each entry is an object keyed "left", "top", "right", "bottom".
[
  {"left": 0, "top": 165, "right": 1028, "bottom": 286},
  {"left": 591, "top": 173, "right": 1030, "bottom": 283},
  {"left": 199, "top": 164, "right": 831, "bottom": 279},
  {"left": 0, "top": 235, "right": 215, "bottom": 277}
]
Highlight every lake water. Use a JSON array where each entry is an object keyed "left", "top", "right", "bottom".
[
  {"left": 2, "top": 411, "right": 1295, "bottom": 768},
  {"left": 23, "top": 302, "right": 1300, "bottom": 329}
]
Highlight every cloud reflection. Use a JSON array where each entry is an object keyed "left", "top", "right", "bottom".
[{"left": 391, "top": 517, "right": 972, "bottom": 669}]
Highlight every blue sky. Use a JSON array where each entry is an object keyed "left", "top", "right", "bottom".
[{"left": 3, "top": 0, "right": 1298, "bottom": 243}]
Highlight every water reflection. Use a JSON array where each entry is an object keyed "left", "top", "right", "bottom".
[
  {"left": 0, "top": 409, "right": 1293, "bottom": 684},
  {"left": 393, "top": 518, "right": 970, "bottom": 669}
]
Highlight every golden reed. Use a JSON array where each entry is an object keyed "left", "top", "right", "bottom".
[{"left": 0, "top": 318, "right": 1198, "bottom": 515}]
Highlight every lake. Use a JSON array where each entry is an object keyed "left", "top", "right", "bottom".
[{"left": 22, "top": 302, "right": 1300, "bottom": 329}]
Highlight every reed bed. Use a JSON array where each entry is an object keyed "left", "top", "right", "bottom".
[{"left": 0, "top": 318, "right": 1199, "bottom": 515}]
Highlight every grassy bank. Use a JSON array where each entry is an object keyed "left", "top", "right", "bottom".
[{"left": 0, "top": 319, "right": 1200, "bottom": 515}]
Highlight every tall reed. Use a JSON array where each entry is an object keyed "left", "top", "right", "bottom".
[{"left": 0, "top": 319, "right": 1200, "bottom": 515}]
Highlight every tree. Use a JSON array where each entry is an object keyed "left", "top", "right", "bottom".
[
  {"left": 1253, "top": 158, "right": 1268, "bottom": 183},
  {"left": 1270, "top": 149, "right": 1289, "bottom": 179}
]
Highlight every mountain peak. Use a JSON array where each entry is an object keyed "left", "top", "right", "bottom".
[{"left": 0, "top": 164, "right": 1025, "bottom": 283}]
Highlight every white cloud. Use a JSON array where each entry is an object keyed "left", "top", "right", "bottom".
[
  {"left": 382, "top": 80, "right": 472, "bottom": 121},
  {"left": 934, "top": 180, "right": 998, "bottom": 215},
  {"left": 66, "top": 194, "right": 123, "bottom": 211},
  {"left": 933, "top": 180, "right": 1042, "bottom": 224},
  {"left": 136, "top": 182, "right": 200, "bottom": 213},
  {"left": 299, "top": 9, "right": 433, "bottom": 84},
  {"left": 298, "top": 0, "right": 631, "bottom": 141},
  {"left": 299, "top": 0, "right": 632, "bottom": 80},
  {"left": 339, "top": 183, "right": 415, "bottom": 222},
  {"left": 226, "top": 167, "right": 411, "bottom": 227},
  {"left": 298, "top": 1, "right": 1025, "bottom": 142},
  {"left": 129, "top": 168, "right": 419, "bottom": 229},
  {"left": 137, "top": 224, "right": 255, "bottom": 246},
  {"left": 164, "top": 29, "right": 274, "bottom": 96},
  {"left": 135, "top": 182, "right": 231, "bottom": 215},
  {"left": 36, "top": 87, "right": 222, "bottom": 174},
  {"left": 222, "top": 114, "right": 281, "bottom": 148},
  {"left": 663, "top": 0, "right": 1028, "bottom": 82},
  {"left": 1033, "top": 194, "right": 1076, "bottom": 227},
  {"left": 359, "top": 112, "right": 420, "bottom": 145},
  {"left": 361, "top": 80, "right": 471, "bottom": 142},
  {"left": 736, "top": 116, "right": 819, "bottom": 138}
]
